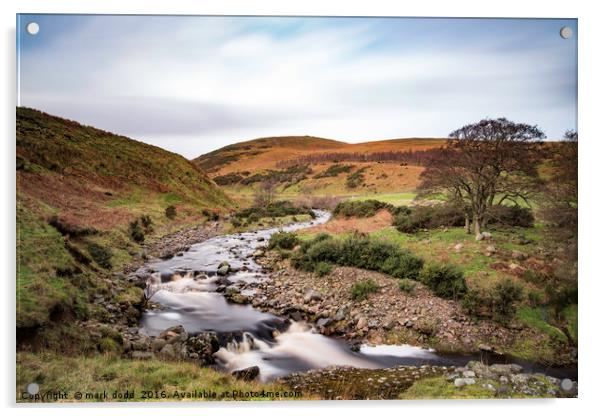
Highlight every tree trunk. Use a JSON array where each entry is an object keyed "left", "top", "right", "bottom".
[
  {"left": 473, "top": 213, "right": 481, "bottom": 238},
  {"left": 464, "top": 214, "right": 471, "bottom": 234}
]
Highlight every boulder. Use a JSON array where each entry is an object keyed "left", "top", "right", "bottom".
[
  {"left": 151, "top": 338, "right": 167, "bottom": 352},
  {"left": 356, "top": 317, "right": 368, "bottom": 330},
  {"left": 317, "top": 317, "right": 332, "bottom": 328},
  {"left": 159, "top": 343, "right": 176, "bottom": 358},
  {"left": 333, "top": 307, "right": 349, "bottom": 321},
  {"left": 231, "top": 366, "right": 260, "bottom": 381},
  {"left": 217, "top": 261, "right": 231, "bottom": 276},
  {"left": 303, "top": 289, "right": 322, "bottom": 303},
  {"left": 454, "top": 378, "right": 476, "bottom": 387},
  {"left": 186, "top": 332, "right": 220, "bottom": 365}
]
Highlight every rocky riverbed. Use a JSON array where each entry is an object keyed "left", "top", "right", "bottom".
[
  {"left": 280, "top": 361, "right": 577, "bottom": 399},
  {"left": 224, "top": 249, "right": 575, "bottom": 367}
]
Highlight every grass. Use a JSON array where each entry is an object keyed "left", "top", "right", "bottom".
[
  {"left": 355, "top": 192, "right": 417, "bottom": 206},
  {"left": 517, "top": 307, "right": 568, "bottom": 343},
  {"left": 17, "top": 107, "right": 234, "bottom": 329},
  {"left": 17, "top": 352, "right": 305, "bottom": 402},
  {"left": 398, "top": 375, "right": 555, "bottom": 399}
]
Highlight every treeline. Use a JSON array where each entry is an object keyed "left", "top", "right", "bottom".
[{"left": 276, "top": 148, "right": 444, "bottom": 168}]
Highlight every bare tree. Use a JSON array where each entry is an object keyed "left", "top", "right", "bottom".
[
  {"left": 254, "top": 177, "right": 277, "bottom": 207},
  {"left": 418, "top": 118, "right": 545, "bottom": 238}
]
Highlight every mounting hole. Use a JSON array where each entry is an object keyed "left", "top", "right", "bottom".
[
  {"left": 26, "top": 22, "right": 40, "bottom": 35},
  {"left": 559, "top": 26, "right": 573, "bottom": 39}
]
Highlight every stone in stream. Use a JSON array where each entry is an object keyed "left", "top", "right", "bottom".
[
  {"left": 217, "top": 261, "right": 231, "bottom": 276},
  {"left": 231, "top": 366, "right": 260, "bottom": 381}
]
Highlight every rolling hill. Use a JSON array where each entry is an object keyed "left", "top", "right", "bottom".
[
  {"left": 193, "top": 135, "right": 447, "bottom": 202},
  {"left": 16, "top": 107, "right": 232, "bottom": 329}
]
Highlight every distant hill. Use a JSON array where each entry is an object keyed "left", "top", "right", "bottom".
[
  {"left": 193, "top": 135, "right": 346, "bottom": 173},
  {"left": 16, "top": 107, "right": 232, "bottom": 328},
  {"left": 193, "top": 135, "right": 447, "bottom": 200}
]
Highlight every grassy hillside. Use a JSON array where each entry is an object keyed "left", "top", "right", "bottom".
[
  {"left": 16, "top": 107, "right": 232, "bottom": 330},
  {"left": 193, "top": 135, "right": 446, "bottom": 204},
  {"left": 193, "top": 135, "right": 346, "bottom": 173}
]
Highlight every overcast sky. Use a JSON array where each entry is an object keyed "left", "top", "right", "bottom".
[{"left": 18, "top": 15, "right": 577, "bottom": 158}]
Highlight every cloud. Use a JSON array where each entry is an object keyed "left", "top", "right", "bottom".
[{"left": 18, "top": 16, "right": 577, "bottom": 158}]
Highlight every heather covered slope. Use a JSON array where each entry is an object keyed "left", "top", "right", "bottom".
[{"left": 16, "top": 107, "right": 232, "bottom": 329}]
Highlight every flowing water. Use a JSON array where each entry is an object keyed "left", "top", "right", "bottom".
[{"left": 137, "top": 210, "right": 576, "bottom": 382}]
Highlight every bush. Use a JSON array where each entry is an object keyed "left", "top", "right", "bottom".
[
  {"left": 346, "top": 167, "right": 368, "bottom": 189},
  {"left": 350, "top": 279, "right": 378, "bottom": 301},
  {"left": 393, "top": 204, "right": 465, "bottom": 233},
  {"left": 87, "top": 242, "right": 112, "bottom": 269},
  {"left": 333, "top": 199, "right": 394, "bottom": 218},
  {"left": 128, "top": 219, "right": 145, "bottom": 243},
  {"left": 487, "top": 205, "right": 534, "bottom": 228},
  {"left": 291, "top": 232, "right": 423, "bottom": 280},
  {"left": 165, "top": 205, "right": 177, "bottom": 219},
  {"left": 268, "top": 232, "right": 300, "bottom": 250},
  {"left": 398, "top": 278, "right": 416, "bottom": 294},
  {"left": 48, "top": 215, "right": 97, "bottom": 237},
  {"left": 490, "top": 278, "right": 524, "bottom": 323},
  {"left": 419, "top": 263, "right": 467, "bottom": 300},
  {"left": 140, "top": 215, "right": 153, "bottom": 232},
  {"left": 314, "top": 164, "right": 354, "bottom": 179},
  {"left": 202, "top": 209, "right": 220, "bottom": 221},
  {"left": 314, "top": 262, "right": 332, "bottom": 277},
  {"left": 234, "top": 200, "right": 312, "bottom": 221}
]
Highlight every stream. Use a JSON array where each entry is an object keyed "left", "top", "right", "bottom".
[{"left": 137, "top": 210, "right": 576, "bottom": 382}]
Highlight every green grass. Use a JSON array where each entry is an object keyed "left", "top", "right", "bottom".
[
  {"left": 17, "top": 352, "right": 306, "bottom": 402},
  {"left": 562, "top": 304, "right": 578, "bottom": 342},
  {"left": 355, "top": 192, "right": 417, "bottom": 206},
  {"left": 398, "top": 375, "right": 555, "bottom": 399},
  {"left": 517, "top": 307, "right": 568, "bottom": 343}
]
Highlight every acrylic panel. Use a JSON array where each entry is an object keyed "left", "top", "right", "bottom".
[{"left": 16, "top": 14, "right": 578, "bottom": 402}]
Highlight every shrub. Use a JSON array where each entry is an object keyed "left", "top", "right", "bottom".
[
  {"left": 165, "top": 205, "right": 177, "bottom": 219},
  {"left": 140, "top": 215, "right": 153, "bottom": 232},
  {"left": 48, "top": 215, "right": 97, "bottom": 237},
  {"left": 128, "top": 219, "right": 145, "bottom": 243},
  {"left": 487, "top": 205, "right": 534, "bottom": 228},
  {"left": 346, "top": 167, "right": 368, "bottom": 189},
  {"left": 234, "top": 200, "right": 312, "bottom": 221},
  {"left": 398, "top": 278, "right": 416, "bottom": 294},
  {"left": 314, "top": 164, "right": 354, "bottom": 179},
  {"left": 268, "top": 232, "right": 300, "bottom": 250},
  {"left": 419, "top": 263, "right": 467, "bottom": 300},
  {"left": 333, "top": 199, "right": 393, "bottom": 218},
  {"left": 291, "top": 232, "right": 423, "bottom": 280},
  {"left": 202, "top": 209, "right": 220, "bottom": 221},
  {"left": 314, "top": 262, "right": 332, "bottom": 277},
  {"left": 393, "top": 204, "right": 465, "bottom": 233},
  {"left": 87, "top": 242, "right": 112, "bottom": 269},
  {"left": 490, "top": 278, "right": 524, "bottom": 323},
  {"left": 350, "top": 279, "right": 378, "bottom": 300}
]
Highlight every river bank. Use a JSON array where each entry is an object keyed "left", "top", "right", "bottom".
[{"left": 110, "top": 211, "right": 576, "bottom": 399}]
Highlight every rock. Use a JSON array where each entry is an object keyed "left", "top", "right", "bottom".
[
  {"left": 476, "top": 232, "right": 492, "bottom": 241},
  {"left": 186, "top": 332, "right": 220, "bottom": 365},
  {"left": 160, "top": 271, "right": 174, "bottom": 283},
  {"left": 152, "top": 338, "right": 167, "bottom": 352},
  {"left": 160, "top": 343, "right": 176, "bottom": 358},
  {"left": 462, "top": 370, "right": 476, "bottom": 378},
  {"left": 217, "top": 261, "right": 231, "bottom": 276},
  {"left": 231, "top": 366, "right": 260, "bottom": 381},
  {"left": 159, "top": 325, "right": 186, "bottom": 339},
  {"left": 333, "top": 307, "right": 348, "bottom": 321},
  {"left": 368, "top": 319, "right": 379, "bottom": 329},
  {"left": 454, "top": 378, "right": 476, "bottom": 387},
  {"left": 303, "top": 289, "right": 322, "bottom": 303},
  {"left": 489, "top": 364, "right": 523, "bottom": 376},
  {"left": 485, "top": 245, "right": 497, "bottom": 255},
  {"left": 478, "top": 344, "right": 493, "bottom": 352},
  {"left": 131, "top": 351, "right": 155, "bottom": 360},
  {"left": 454, "top": 243, "right": 464, "bottom": 252},
  {"left": 356, "top": 317, "right": 368, "bottom": 330},
  {"left": 317, "top": 317, "right": 332, "bottom": 327},
  {"left": 383, "top": 319, "right": 396, "bottom": 330},
  {"left": 511, "top": 250, "right": 528, "bottom": 261}
]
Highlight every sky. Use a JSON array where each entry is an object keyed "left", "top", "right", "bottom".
[{"left": 17, "top": 15, "right": 577, "bottom": 158}]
